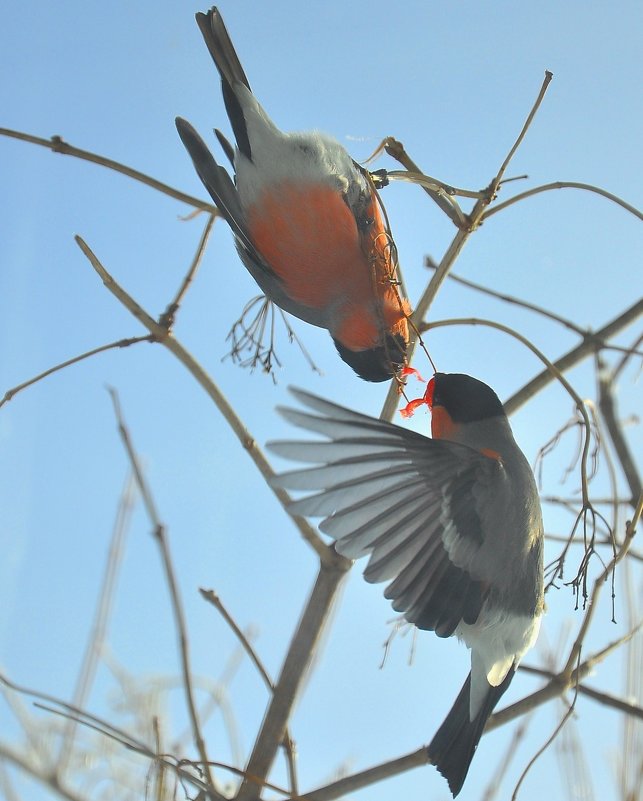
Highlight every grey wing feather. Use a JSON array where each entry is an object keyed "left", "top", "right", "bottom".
[{"left": 268, "top": 388, "right": 501, "bottom": 636}]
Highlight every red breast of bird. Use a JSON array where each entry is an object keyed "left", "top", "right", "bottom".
[{"left": 176, "top": 8, "right": 411, "bottom": 381}]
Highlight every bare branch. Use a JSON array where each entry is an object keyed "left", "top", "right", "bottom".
[
  {"left": 504, "top": 298, "right": 643, "bottom": 415},
  {"left": 483, "top": 181, "right": 643, "bottom": 223},
  {"left": 520, "top": 662, "right": 643, "bottom": 720},
  {"left": 380, "top": 73, "right": 554, "bottom": 420},
  {"left": 160, "top": 213, "right": 216, "bottom": 329},
  {"left": 598, "top": 361, "right": 642, "bottom": 507},
  {"left": 107, "top": 389, "right": 221, "bottom": 800},
  {"left": 199, "top": 589, "right": 300, "bottom": 796},
  {"left": 424, "top": 258, "right": 577, "bottom": 332},
  {"left": 491, "top": 71, "right": 554, "bottom": 191},
  {"left": 235, "top": 560, "right": 350, "bottom": 801},
  {"left": 301, "top": 748, "right": 428, "bottom": 801},
  {"left": 75, "top": 235, "right": 332, "bottom": 562},
  {"left": 0, "top": 336, "right": 151, "bottom": 409},
  {"left": 57, "top": 472, "right": 137, "bottom": 773},
  {"left": 0, "top": 127, "right": 217, "bottom": 212}
]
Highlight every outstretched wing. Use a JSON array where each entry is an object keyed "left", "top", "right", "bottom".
[{"left": 268, "top": 388, "right": 503, "bottom": 637}]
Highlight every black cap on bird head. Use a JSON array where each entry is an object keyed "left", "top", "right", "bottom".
[
  {"left": 333, "top": 332, "right": 407, "bottom": 382},
  {"left": 429, "top": 373, "right": 505, "bottom": 422}
]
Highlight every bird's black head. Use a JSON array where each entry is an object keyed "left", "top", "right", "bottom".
[
  {"left": 430, "top": 373, "right": 505, "bottom": 422},
  {"left": 333, "top": 332, "right": 407, "bottom": 382}
]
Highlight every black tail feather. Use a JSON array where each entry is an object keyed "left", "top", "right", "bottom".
[
  {"left": 427, "top": 668, "right": 515, "bottom": 797},
  {"left": 195, "top": 7, "right": 252, "bottom": 160}
]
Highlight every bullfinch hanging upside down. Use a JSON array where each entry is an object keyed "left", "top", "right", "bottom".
[{"left": 176, "top": 7, "right": 411, "bottom": 381}]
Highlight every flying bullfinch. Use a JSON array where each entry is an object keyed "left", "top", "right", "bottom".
[
  {"left": 268, "top": 373, "right": 544, "bottom": 796},
  {"left": 176, "top": 7, "right": 411, "bottom": 382}
]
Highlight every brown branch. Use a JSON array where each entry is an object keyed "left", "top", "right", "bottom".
[
  {"left": 424, "top": 257, "right": 584, "bottom": 338},
  {"left": 380, "top": 138, "right": 467, "bottom": 226},
  {"left": 504, "top": 298, "right": 643, "bottom": 415},
  {"left": 598, "top": 363, "right": 642, "bottom": 507},
  {"left": 0, "top": 127, "right": 217, "bottom": 213},
  {"left": 160, "top": 213, "right": 216, "bottom": 329},
  {"left": 75, "top": 235, "right": 332, "bottom": 563},
  {"left": 491, "top": 71, "right": 553, "bottom": 192},
  {"left": 519, "top": 663, "right": 643, "bottom": 720},
  {"left": 200, "top": 590, "right": 273, "bottom": 689},
  {"left": 107, "top": 389, "right": 221, "bottom": 801},
  {"left": 301, "top": 748, "right": 428, "bottom": 801},
  {"left": 235, "top": 560, "right": 350, "bottom": 801},
  {"left": 483, "top": 181, "right": 643, "bottom": 223},
  {"left": 0, "top": 336, "right": 151, "bottom": 409},
  {"left": 380, "top": 72, "right": 554, "bottom": 420}
]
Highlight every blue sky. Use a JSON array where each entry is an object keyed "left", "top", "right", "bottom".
[{"left": 1, "top": 2, "right": 641, "bottom": 800}]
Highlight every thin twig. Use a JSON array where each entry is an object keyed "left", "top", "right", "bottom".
[
  {"left": 384, "top": 169, "right": 484, "bottom": 199},
  {"left": 200, "top": 590, "right": 273, "bottom": 688},
  {"left": 510, "top": 652, "right": 581, "bottom": 801},
  {"left": 0, "top": 127, "right": 217, "bottom": 213},
  {"left": 424, "top": 257, "right": 586, "bottom": 338},
  {"left": 107, "top": 389, "right": 221, "bottom": 801},
  {"left": 0, "top": 336, "right": 151, "bottom": 409},
  {"left": 160, "top": 213, "right": 216, "bottom": 329},
  {"left": 199, "top": 589, "right": 300, "bottom": 795},
  {"left": 57, "top": 472, "right": 137, "bottom": 774},
  {"left": 483, "top": 181, "right": 643, "bottom": 223},
  {"left": 519, "top": 663, "right": 643, "bottom": 719},
  {"left": 491, "top": 71, "right": 553, "bottom": 191}
]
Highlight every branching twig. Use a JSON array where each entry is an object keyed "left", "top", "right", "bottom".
[
  {"left": 380, "top": 72, "right": 554, "bottom": 420},
  {"left": 199, "top": 589, "right": 300, "bottom": 796},
  {"left": 75, "top": 235, "right": 331, "bottom": 562},
  {"left": 561, "top": 492, "right": 642, "bottom": 677},
  {"left": 160, "top": 213, "right": 216, "bottom": 330},
  {"left": 504, "top": 299, "right": 643, "bottom": 415}
]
